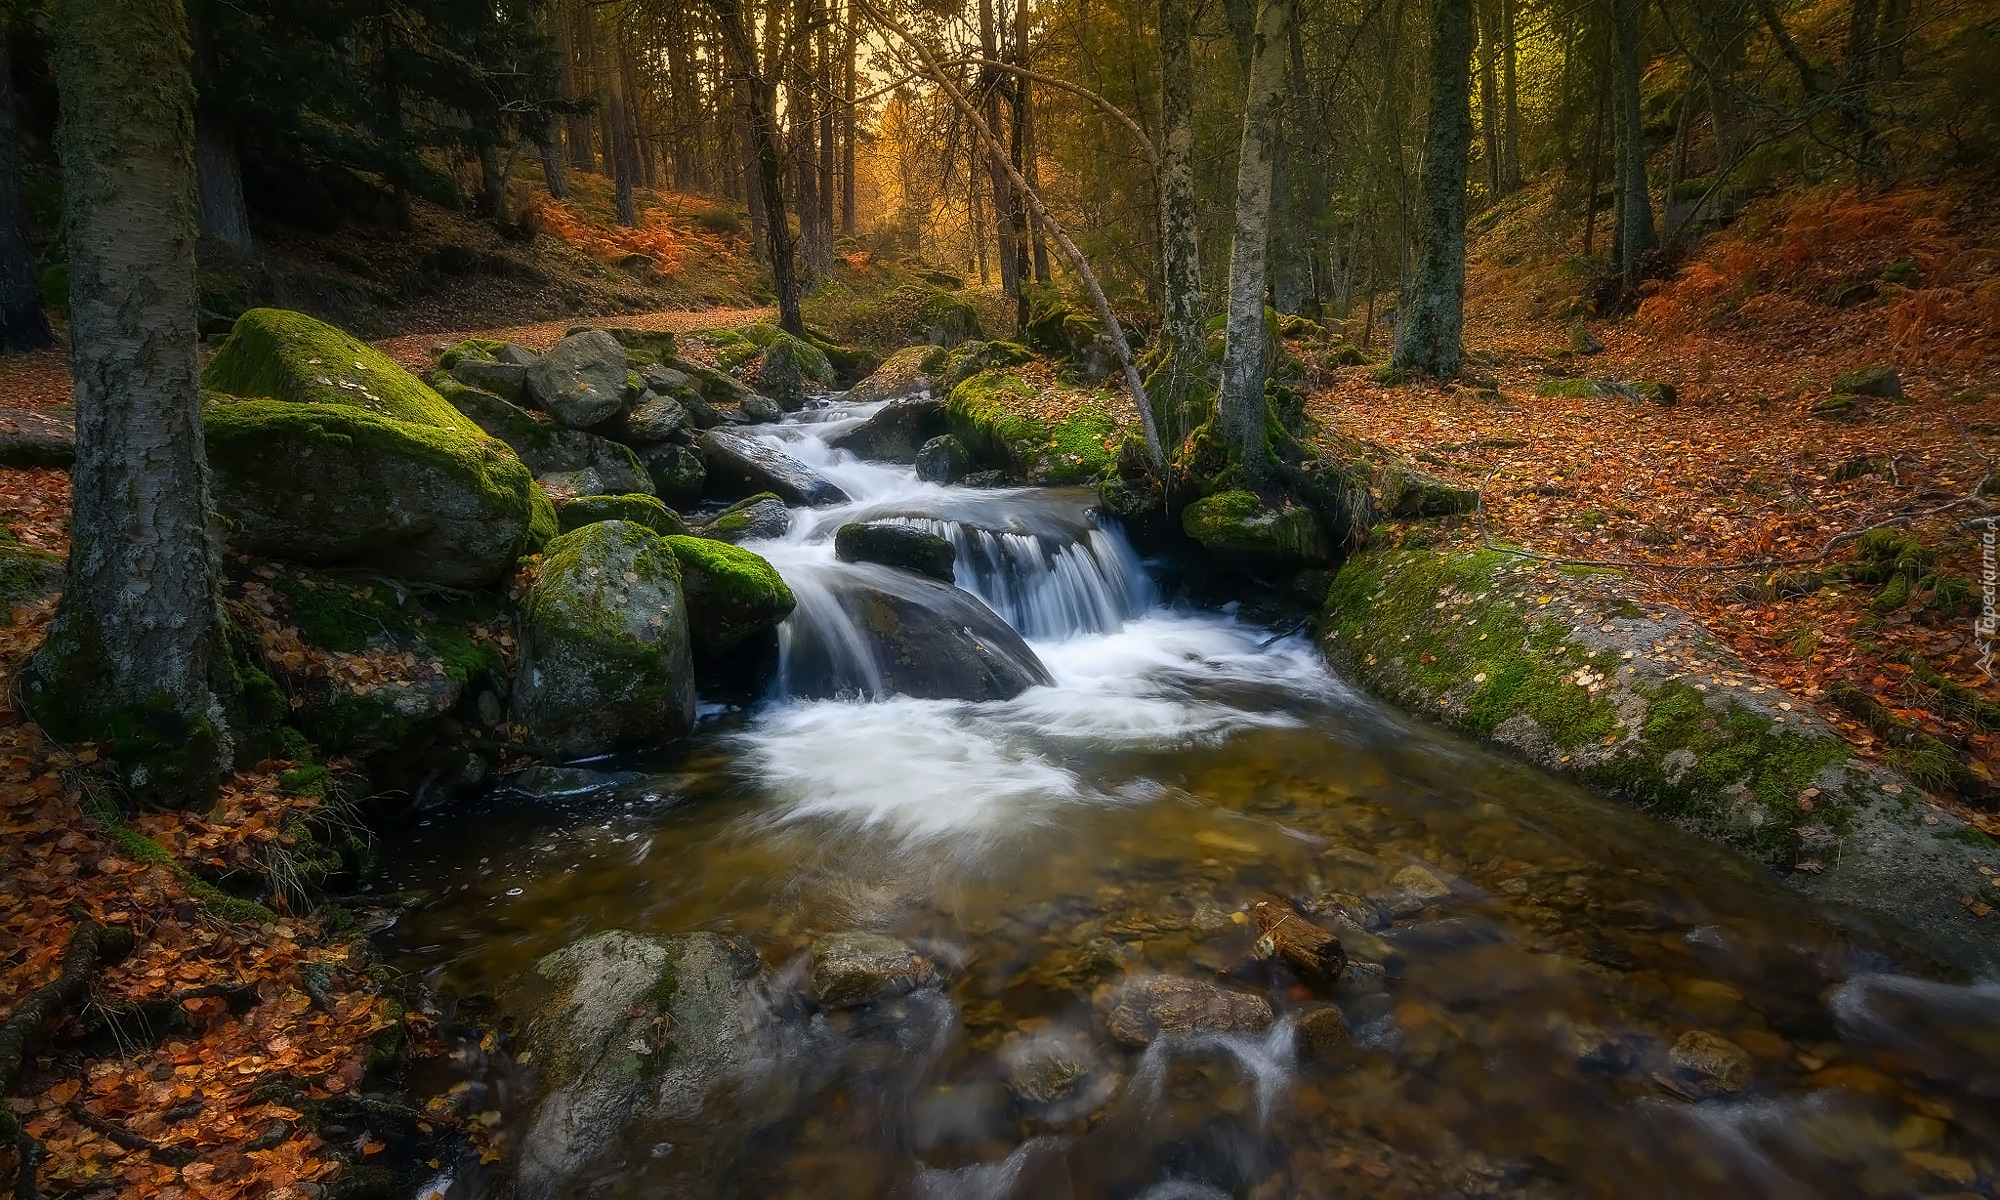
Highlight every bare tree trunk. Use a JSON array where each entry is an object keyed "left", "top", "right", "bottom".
[
  {"left": 1581, "top": 49, "right": 1606, "bottom": 256},
  {"left": 1477, "top": 3, "right": 1500, "bottom": 197},
  {"left": 979, "top": 0, "right": 1019, "bottom": 301},
  {"left": 969, "top": 164, "right": 989, "bottom": 282},
  {"left": 1500, "top": 0, "right": 1521, "bottom": 190},
  {"left": 540, "top": 115, "right": 569, "bottom": 200},
  {"left": 189, "top": 2, "right": 251, "bottom": 252},
  {"left": 1843, "top": 0, "right": 1881, "bottom": 171},
  {"left": 1391, "top": 0, "right": 1473, "bottom": 377},
  {"left": 564, "top": 1, "right": 596, "bottom": 171},
  {"left": 31, "top": 0, "right": 230, "bottom": 807},
  {"left": 736, "top": 80, "right": 768, "bottom": 263},
  {"left": 0, "top": 25, "right": 53, "bottom": 351},
  {"left": 1611, "top": 0, "right": 1655, "bottom": 285},
  {"left": 713, "top": 0, "right": 804, "bottom": 334},
  {"left": 1158, "top": 0, "right": 1203, "bottom": 361},
  {"left": 1219, "top": 0, "right": 1294, "bottom": 481},
  {"left": 841, "top": 5, "right": 858, "bottom": 234}
]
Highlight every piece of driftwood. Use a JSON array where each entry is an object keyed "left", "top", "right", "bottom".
[{"left": 1249, "top": 900, "right": 1347, "bottom": 987}]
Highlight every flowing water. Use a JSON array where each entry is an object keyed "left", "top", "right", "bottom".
[{"left": 387, "top": 394, "right": 2000, "bottom": 1200}]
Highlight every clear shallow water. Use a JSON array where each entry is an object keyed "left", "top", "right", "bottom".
[{"left": 386, "top": 395, "right": 2000, "bottom": 1199}]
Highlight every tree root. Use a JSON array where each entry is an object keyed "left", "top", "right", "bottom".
[{"left": 0, "top": 920, "right": 132, "bottom": 1200}]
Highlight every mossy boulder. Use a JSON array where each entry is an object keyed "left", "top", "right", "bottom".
[
  {"left": 1373, "top": 464, "right": 1477, "bottom": 518},
  {"left": 843, "top": 345, "right": 935, "bottom": 406},
  {"left": 664, "top": 535, "right": 796, "bottom": 657},
  {"left": 450, "top": 358, "right": 529, "bottom": 404},
  {"left": 913, "top": 289, "right": 984, "bottom": 346},
  {"left": 743, "top": 325, "right": 835, "bottom": 410},
  {"left": 204, "top": 308, "right": 483, "bottom": 435},
  {"left": 512, "top": 521, "right": 696, "bottom": 758},
  {"left": 0, "top": 407, "right": 75, "bottom": 468},
  {"left": 204, "top": 399, "right": 541, "bottom": 587},
  {"left": 1319, "top": 544, "right": 2000, "bottom": 973},
  {"left": 834, "top": 522, "right": 955, "bottom": 583},
  {"left": 1831, "top": 363, "right": 1903, "bottom": 399},
  {"left": 691, "top": 493, "right": 790, "bottom": 544},
  {"left": 1021, "top": 288, "right": 1115, "bottom": 381},
  {"left": 512, "top": 930, "right": 770, "bottom": 1200},
  {"left": 945, "top": 370, "right": 1117, "bottom": 484},
  {"left": 582, "top": 326, "right": 680, "bottom": 362},
  {"left": 525, "top": 329, "right": 632, "bottom": 428},
  {"left": 557, "top": 494, "right": 689, "bottom": 537},
  {"left": 431, "top": 375, "right": 653, "bottom": 495},
  {"left": 1181, "top": 490, "right": 1331, "bottom": 567},
  {"left": 931, "top": 341, "right": 1035, "bottom": 397},
  {"left": 915, "top": 434, "right": 971, "bottom": 485}
]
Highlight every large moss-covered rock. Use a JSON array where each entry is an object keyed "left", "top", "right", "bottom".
[
  {"left": 526, "top": 329, "right": 632, "bottom": 428},
  {"left": 842, "top": 345, "right": 935, "bottom": 406},
  {"left": 690, "top": 493, "right": 790, "bottom": 544},
  {"left": 834, "top": 522, "right": 955, "bottom": 583},
  {"left": 746, "top": 327, "right": 834, "bottom": 411},
  {"left": 783, "top": 568, "right": 1051, "bottom": 701},
  {"left": 663, "top": 535, "right": 795, "bottom": 657},
  {"left": 512, "top": 930, "right": 770, "bottom": 1200},
  {"left": 513, "top": 522, "right": 695, "bottom": 758},
  {"left": 913, "top": 289, "right": 984, "bottom": 345},
  {"left": 204, "top": 308, "right": 486, "bottom": 435},
  {"left": 450, "top": 357, "right": 529, "bottom": 404},
  {"left": 1320, "top": 544, "right": 2000, "bottom": 973},
  {"left": 0, "top": 407, "right": 74, "bottom": 468},
  {"left": 557, "top": 493, "right": 688, "bottom": 537},
  {"left": 945, "top": 370, "right": 1117, "bottom": 484},
  {"left": 828, "top": 396, "right": 945, "bottom": 463},
  {"left": 205, "top": 400, "right": 540, "bottom": 587},
  {"left": 1181, "top": 490, "right": 1331, "bottom": 568},
  {"left": 1831, "top": 363, "right": 1903, "bottom": 398},
  {"left": 432, "top": 375, "right": 653, "bottom": 495},
  {"left": 700, "top": 428, "right": 849, "bottom": 506}
]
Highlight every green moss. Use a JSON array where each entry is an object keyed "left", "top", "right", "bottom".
[
  {"left": 559, "top": 493, "right": 688, "bottom": 537},
  {"left": 0, "top": 528, "right": 62, "bottom": 610},
  {"left": 83, "top": 795, "right": 275, "bottom": 924},
  {"left": 1322, "top": 547, "right": 1855, "bottom": 864},
  {"left": 945, "top": 369, "right": 1117, "bottom": 483},
  {"left": 1535, "top": 378, "right": 1599, "bottom": 399},
  {"left": 528, "top": 484, "right": 559, "bottom": 550},
  {"left": 1939, "top": 826, "right": 1998, "bottom": 849},
  {"left": 529, "top": 523, "right": 683, "bottom": 648},
  {"left": 438, "top": 338, "right": 509, "bottom": 369},
  {"left": 664, "top": 534, "right": 793, "bottom": 612},
  {"left": 204, "top": 309, "right": 484, "bottom": 436}
]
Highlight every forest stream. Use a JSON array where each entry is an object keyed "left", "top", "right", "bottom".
[{"left": 385, "top": 391, "right": 1999, "bottom": 1200}]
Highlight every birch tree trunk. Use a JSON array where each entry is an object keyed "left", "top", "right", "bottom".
[
  {"left": 979, "top": 0, "right": 1019, "bottom": 300},
  {"left": 1158, "top": 0, "right": 1203, "bottom": 361},
  {"left": 1391, "top": 0, "right": 1473, "bottom": 377},
  {"left": 1219, "top": 0, "right": 1294, "bottom": 481},
  {"left": 29, "top": 0, "right": 231, "bottom": 807}
]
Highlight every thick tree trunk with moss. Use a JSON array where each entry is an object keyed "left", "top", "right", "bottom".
[
  {"left": 0, "top": 25, "right": 52, "bottom": 352},
  {"left": 1392, "top": 0, "right": 1474, "bottom": 378},
  {"left": 27, "top": 0, "right": 231, "bottom": 807},
  {"left": 1156, "top": 0, "right": 1204, "bottom": 447},
  {"left": 1611, "top": 0, "right": 1655, "bottom": 287},
  {"left": 1218, "top": 0, "right": 1293, "bottom": 482}
]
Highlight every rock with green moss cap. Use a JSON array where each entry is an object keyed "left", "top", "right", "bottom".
[
  {"left": 205, "top": 399, "right": 541, "bottom": 587},
  {"left": 1320, "top": 543, "right": 2000, "bottom": 974},
  {"left": 512, "top": 930, "right": 772, "bottom": 1200},
  {"left": 743, "top": 325, "right": 834, "bottom": 411},
  {"left": 914, "top": 289, "right": 984, "bottom": 345},
  {"left": 834, "top": 522, "right": 955, "bottom": 583},
  {"left": 664, "top": 535, "right": 795, "bottom": 657},
  {"left": 1180, "top": 490, "right": 1331, "bottom": 568},
  {"left": 690, "top": 493, "right": 790, "bottom": 544},
  {"left": 526, "top": 329, "right": 632, "bottom": 428},
  {"left": 450, "top": 358, "right": 529, "bottom": 404},
  {"left": 204, "top": 308, "right": 487, "bottom": 436},
  {"left": 558, "top": 494, "right": 689, "bottom": 537},
  {"left": 513, "top": 521, "right": 695, "bottom": 758},
  {"left": 945, "top": 370, "right": 1117, "bottom": 484},
  {"left": 843, "top": 345, "right": 935, "bottom": 406},
  {"left": 0, "top": 407, "right": 74, "bottom": 468},
  {"left": 1831, "top": 363, "right": 1902, "bottom": 399},
  {"left": 430, "top": 375, "right": 652, "bottom": 495}
]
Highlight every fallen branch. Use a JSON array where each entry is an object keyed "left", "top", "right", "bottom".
[
  {"left": 64, "top": 1103, "right": 194, "bottom": 1167},
  {"left": 0, "top": 921, "right": 131, "bottom": 1200}
]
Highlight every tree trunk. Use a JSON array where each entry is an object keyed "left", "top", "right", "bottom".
[
  {"left": 1500, "top": 0, "right": 1521, "bottom": 190},
  {"left": 1581, "top": 50, "right": 1606, "bottom": 256},
  {"left": 0, "top": 25, "right": 53, "bottom": 351},
  {"left": 606, "top": 46, "right": 638, "bottom": 227},
  {"left": 712, "top": 0, "right": 803, "bottom": 334},
  {"left": 1843, "top": 0, "right": 1880, "bottom": 171},
  {"left": 188, "top": 3, "right": 251, "bottom": 252},
  {"left": 1219, "top": 0, "right": 1294, "bottom": 481},
  {"left": 1477, "top": 3, "right": 1500, "bottom": 197},
  {"left": 841, "top": 1, "right": 859, "bottom": 234},
  {"left": 737, "top": 81, "right": 768, "bottom": 264},
  {"left": 564, "top": 1, "right": 596, "bottom": 171},
  {"left": 30, "top": 0, "right": 230, "bottom": 807},
  {"left": 1391, "top": 0, "right": 1474, "bottom": 377},
  {"left": 540, "top": 115, "right": 569, "bottom": 200},
  {"left": 1611, "top": 0, "right": 1656, "bottom": 286},
  {"left": 969, "top": 164, "right": 989, "bottom": 283},
  {"left": 979, "top": 0, "right": 1019, "bottom": 301},
  {"left": 1158, "top": 0, "right": 1203, "bottom": 360}
]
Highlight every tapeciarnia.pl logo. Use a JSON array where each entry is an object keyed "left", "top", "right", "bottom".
[{"left": 1979, "top": 525, "right": 1997, "bottom": 681}]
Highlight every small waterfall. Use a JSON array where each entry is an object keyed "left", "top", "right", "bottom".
[{"left": 885, "top": 514, "right": 1153, "bottom": 641}]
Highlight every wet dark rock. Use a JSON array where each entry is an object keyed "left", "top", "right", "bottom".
[
  {"left": 809, "top": 932, "right": 946, "bottom": 1009},
  {"left": 915, "top": 434, "right": 972, "bottom": 484},
  {"left": 834, "top": 522, "right": 956, "bottom": 583},
  {"left": 434, "top": 380, "right": 653, "bottom": 496},
  {"left": 961, "top": 469, "right": 1010, "bottom": 489},
  {"left": 699, "top": 428, "right": 849, "bottom": 506},
  {"left": 739, "top": 393, "right": 785, "bottom": 423},
  {"left": 999, "top": 1028, "right": 1115, "bottom": 1120},
  {"left": 1296, "top": 1004, "right": 1354, "bottom": 1063},
  {"left": 783, "top": 569, "right": 1051, "bottom": 702},
  {"left": 599, "top": 391, "right": 687, "bottom": 446},
  {"left": 829, "top": 396, "right": 946, "bottom": 463},
  {"left": 664, "top": 534, "right": 796, "bottom": 658},
  {"left": 511, "top": 930, "right": 767, "bottom": 1200},
  {"left": 508, "top": 765, "right": 650, "bottom": 799},
  {"left": 1376, "top": 863, "right": 1454, "bottom": 918},
  {"left": 525, "top": 329, "right": 630, "bottom": 428},
  {"left": 636, "top": 441, "right": 705, "bottom": 502},
  {"left": 556, "top": 493, "right": 687, "bottom": 537},
  {"left": 691, "top": 493, "right": 790, "bottom": 544},
  {"left": 1098, "top": 975, "right": 1274, "bottom": 1047},
  {"left": 1661, "top": 1029, "right": 1752, "bottom": 1096},
  {"left": 0, "top": 407, "right": 75, "bottom": 467},
  {"left": 1831, "top": 363, "right": 1902, "bottom": 398}
]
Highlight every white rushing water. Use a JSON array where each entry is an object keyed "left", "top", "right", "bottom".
[{"left": 719, "top": 392, "right": 1340, "bottom": 847}]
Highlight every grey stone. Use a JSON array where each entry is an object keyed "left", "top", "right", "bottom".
[
  {"left": 810, "top": 932, "right": 945, "bottom": 1009},
  {"left": 834, "top": 522, "right": 956, "bottom": 583},
  {"left": 526, "top": 329, "right": 630, "bottom": 428},
  {"left": 699, "top": 428, "right": 849, "bottom": 506},
  {"left": 915, "top": 434, "right": 972, "bottom": 485},
  {"left": 0, "top": 407, "right": 74, "bottom": 468},
  {"left": 451, "top": 357, "right": 528, "bottom": 403},
  {"left": 829, "top": 396, "right": 946, "bottom": 463}
]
